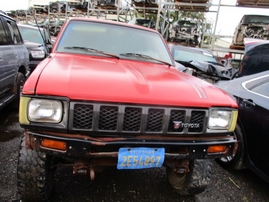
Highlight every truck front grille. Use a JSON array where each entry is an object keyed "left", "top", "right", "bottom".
[{"left": 70, "top": 102, "right": 207, "bottom": 134}]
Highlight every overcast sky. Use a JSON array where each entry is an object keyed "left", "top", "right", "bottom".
[
  {"left": 207, "top": 0, "right": 269, "bottom": 36},
  {"left": 2, "top": 0, "right": 269, "bottom": 36}
]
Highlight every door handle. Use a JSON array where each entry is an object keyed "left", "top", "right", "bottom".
[{"left": 243, "top": 99, "right": 256, "bottom": 107}]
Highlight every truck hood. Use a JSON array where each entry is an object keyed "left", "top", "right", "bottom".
[{"left": 24, "top": 53, "right": 237, "bottom": 108}]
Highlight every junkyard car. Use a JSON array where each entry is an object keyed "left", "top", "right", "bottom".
[
  {"left": 168, "top": 20, "right": 200, "bottom": 46},
  {"left": 216, "top": 70, "right": 269, "bottom": 183},
  {"left": 237, "top": 38, "right": 269, "bottom": 78},
  {"left": 168, "top": 44, "right": 233, "bottom": 84},
  {"left": 0, "top": 11, "right": 29, "bottom": 110},
  {"left": 231, "top": 14, "right": 269, "bottom": 47},
  {"left": 18, "top": 24, "right": 53, "bottom": 73},
  {"left": 17, "top": 18, "right": 238, "bottom": 201}
]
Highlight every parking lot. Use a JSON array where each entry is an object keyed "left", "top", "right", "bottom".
[{"left": 1, "top": 107, "right": 269, "bottom": 202}]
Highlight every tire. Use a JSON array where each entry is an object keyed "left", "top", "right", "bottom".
[
  {"left": 10, "top": 72, "right": 26, "bottom": 109},
  {"left": 166, "top": 159, "right": 212, "bottom": 196},
  {"left": 17, "top": 136, "right": 55, "bottom": 201},
  {"left": 216, "top": 124, "right": 245, "bottom": 170}
]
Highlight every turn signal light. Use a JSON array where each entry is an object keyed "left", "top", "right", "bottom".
[
  {"left": 41, "top": 139, "right": 67, "bottom": 151},
  {"left": 207, "top": 145, "right": 227, "bottom": 154}
]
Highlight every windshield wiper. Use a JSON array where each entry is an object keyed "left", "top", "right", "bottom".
[
  {"left": 120, "top": 53, "right": 172, "bottom": 66},
  {"left": 64, "top": 46, "right": 119, "bottom": 59}
]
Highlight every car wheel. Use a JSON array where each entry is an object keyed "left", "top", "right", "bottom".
[
  {"left": 10, "top": 72, "right": 26, "bottom": 109},
  {"left": 17, "top": 136, "right": 55, "bottom": 201},
  {"left": 166, "top": 159, "right": 212, "bottom": 196},
  {"left": 216, "top": 124, "right": 245, "bottom": 170}
]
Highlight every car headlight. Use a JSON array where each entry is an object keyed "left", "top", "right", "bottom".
[
  {"left": 28, "top": 99, "right": 63, "bottom": 123},
  {"left": 30, "top": 50, "right": 45, "bottom": 58},
  {"left": 208, "top": 109, "right": 238, "bottom": 131}
]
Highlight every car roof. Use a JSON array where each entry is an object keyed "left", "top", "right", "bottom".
[
  {"left": 243, "top": 14, "right": 269, "bottom": 17},
  {"left": 0, "top": 11, "right": 16, "bottom": 22}
]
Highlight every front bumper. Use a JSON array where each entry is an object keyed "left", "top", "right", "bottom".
[{"left": 25, "top": 131, "right": 236, "bottom": 160}]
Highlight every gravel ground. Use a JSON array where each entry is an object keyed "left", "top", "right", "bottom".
[{"left": 1, "top": 109, "right": 269, "bottom": 202}]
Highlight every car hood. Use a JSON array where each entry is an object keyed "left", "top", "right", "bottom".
[{"left": 23, "top": 53, "right": 237, "bottom": 108}]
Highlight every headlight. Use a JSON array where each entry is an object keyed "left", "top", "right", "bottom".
[
  {"left": 30, "top": 50, "right": 45, "bottom": 58},
  {"left": 28, "top": 99, "right": 63, "bottom": 123},
  {"left": 208, "top": 109, "right": 238, "bottom": 131}
]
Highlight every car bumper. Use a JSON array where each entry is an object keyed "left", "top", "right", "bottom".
[{"left": 25, "top": 131, "right": 236, "bottom": 160}]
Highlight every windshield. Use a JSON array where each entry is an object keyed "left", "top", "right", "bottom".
[
  {"left": 19, "top": 26, "right": 44, "bottom": 44},
  {"left": 243, "top": 15, "right": 269, "bottom": 24},
  {"left": 56, "top": 20, "right": 173, "bottom": 64},
  {"left": 172, "top": 48, "right": 218, "bottom": 63}
]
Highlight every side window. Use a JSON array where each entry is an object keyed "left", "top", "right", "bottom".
[
  {"left": 251, "top": 81, "right": 269, "bottom": 97},
  {"left": 7, "top": 21, "right": 23, "bottom": 44},
  {"left": 246, "top": 76, "right": 269, "bottom": 97},
  {"left": 0, "top": 19, "right": 9, "bottom": 45}
]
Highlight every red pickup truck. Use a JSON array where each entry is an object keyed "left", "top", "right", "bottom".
[{"left": 17, "top": 18, "right": 238, "bottom": 201}]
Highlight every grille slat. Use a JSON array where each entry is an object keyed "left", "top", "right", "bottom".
[
  {"left": 99, "top": 106, "right": 118, "bottom": 130},
  {"left": 146, "top": 109, "right": 164, "bottom": 132},
  {"left": 71, "top": 102, "right": 206, "bottom": 134}
]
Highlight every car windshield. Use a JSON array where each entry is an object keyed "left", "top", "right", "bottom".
[
  {"left": 56, "top": 20, "right": 173, "bottom": 65},
  {"left": 172, "top": 48, "right": 218, "bottom": 63},
  {"left": 243, "top": 15, "right": 269, "bottom": 24},
  {"left": 19, "top": 26, "right": 45, "bottom": 44}
]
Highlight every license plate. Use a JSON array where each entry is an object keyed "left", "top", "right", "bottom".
[{"left": 117, "top": 147, "right": 165, "bottom": 170}]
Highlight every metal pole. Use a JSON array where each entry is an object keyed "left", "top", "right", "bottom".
[{"left": 211, "top": 0, "right": 221, "bottom": 50}]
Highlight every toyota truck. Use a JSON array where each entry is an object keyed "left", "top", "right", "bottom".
[{"left": 17, "top": 18, "right": 238, "bottom": 201}]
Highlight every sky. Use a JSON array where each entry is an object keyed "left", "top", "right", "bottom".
[
  {"left": 206, "top": 0, "right": 269, "bottom": 36},
  {"left": 2, "top": 0, "right": 269, "bottom": 36}
]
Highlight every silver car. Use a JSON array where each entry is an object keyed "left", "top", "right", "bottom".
[{"left": 0, "top": 11, "right": 29, "bottom": 110}]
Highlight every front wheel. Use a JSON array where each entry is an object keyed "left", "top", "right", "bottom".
[
  {"left": 216, "top": 124, "right": 245, "bottom": 170},
  {"left": 17, "top": 136, "right": 55, "bottom": 201},
  {"left": 166, "top": 159, "right": 212, "bottom": 196}
]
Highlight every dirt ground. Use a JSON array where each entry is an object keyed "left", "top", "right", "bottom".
[{"left": 1, "top": 108, "right": 269, "bottom": 202}]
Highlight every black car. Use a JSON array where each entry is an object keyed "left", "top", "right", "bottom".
[
  {"left": 168, "top": 44, "right": 233, "bottom": 84},
  {"left": 237, "top": 38, "right": 269, "bottom": 78},
  {"left": 215, "top": 70, "right": 269, "bottom": 183},
  {"left": 18, "top": 24, "right": 53, "bottom": 73}
]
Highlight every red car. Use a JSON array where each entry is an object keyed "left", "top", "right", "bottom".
[{"left": 17, "top": 18, "right": 238, "bottom": 201}]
